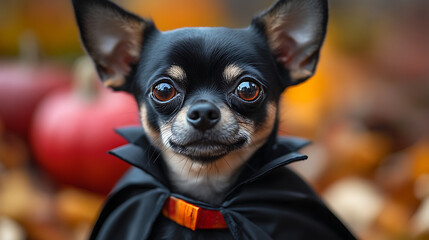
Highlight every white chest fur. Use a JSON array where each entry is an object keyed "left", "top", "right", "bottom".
[{"left": 162, "top": 148, "right": 256, "bottom": 204}]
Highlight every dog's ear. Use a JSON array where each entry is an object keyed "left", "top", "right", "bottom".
[
  {"left": 72, "top": 0, "right": 154, "bottom": 91},
  {"left": 253, "top": 0, "right": 328, "bottom": 87}
]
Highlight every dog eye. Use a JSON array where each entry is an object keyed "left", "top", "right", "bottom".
[
  {"left": 153, "top": 82, "right": 176, "bottom": 101},
  {"left": 236, "top": 81, "right": 261, "bottom": 102}
]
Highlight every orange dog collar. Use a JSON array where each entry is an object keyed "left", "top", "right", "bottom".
[{"left": 162, "top": 196, "right": 228, "bottom": 231}]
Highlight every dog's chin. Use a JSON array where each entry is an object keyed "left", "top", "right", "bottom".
[{"left": 168, "top": 138, "right": 247, "bottom": 163}]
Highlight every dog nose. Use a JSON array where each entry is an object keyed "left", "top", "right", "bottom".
[{"left": 187, "top": 102, "right": 220, "bottom": 130}]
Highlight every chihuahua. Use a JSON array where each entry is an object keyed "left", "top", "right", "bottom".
[{"left": 73, "top": 0, "right": 355, "bottom": 239}]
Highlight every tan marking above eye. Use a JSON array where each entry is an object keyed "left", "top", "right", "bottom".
[
  {"left": 223, "top": 64, "right": 243, "bottom": 82},
  {"left": 166, "top": 65, "right": 187, "bottom": 81}
]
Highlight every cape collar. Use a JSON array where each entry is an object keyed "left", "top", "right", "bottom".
[{"left": 109, "top": 126, "right": 310, "bottom": 196}]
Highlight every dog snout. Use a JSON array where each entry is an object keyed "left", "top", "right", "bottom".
[{"left": 186, "top": 102, "right": 220, "bottom": 131}]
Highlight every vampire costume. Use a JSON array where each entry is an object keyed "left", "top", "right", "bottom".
[{"left": 90, "top": 126, "right": 356, "bottom": 240}]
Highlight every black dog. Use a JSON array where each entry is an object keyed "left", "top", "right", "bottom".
[{"left": 72, "top": 0, "right": 356, "bottom": 239}]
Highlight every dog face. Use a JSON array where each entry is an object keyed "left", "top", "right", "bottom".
[
  {"left": 138, "top": 28, "right": 281, "bottom": 163},
  {"left": 73, "top": 0, "right": 327, "bottom": 199}
]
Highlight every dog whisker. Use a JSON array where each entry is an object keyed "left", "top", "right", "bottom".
[
  {"left": 196, "top": 165, "right": 203, "bottom": 184},
  {"left": 222, "top": 157, "right": 232, "bottom": 171}
]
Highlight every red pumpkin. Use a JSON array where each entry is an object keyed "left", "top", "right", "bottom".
[
  {"left": 0, "top": 63, "right": 71, "bottom": 136},
  {"left": 30, "top": 58, "right": 140, "bottom": 194}
]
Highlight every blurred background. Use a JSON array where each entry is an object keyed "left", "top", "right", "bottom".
[{"left": 0, "top": 0, "right": 428, "bottom": 239}]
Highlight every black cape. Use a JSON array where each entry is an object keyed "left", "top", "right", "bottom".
[{"left": 90, "top": 127, "right": 356, "bottom": 240}]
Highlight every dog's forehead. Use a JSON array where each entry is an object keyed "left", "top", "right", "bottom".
[
  {"left": 146, "top": 27, "right": 270, "bottom": 82},
  {"left": 163, "top": 27, "right": 259, "bottom": 52}
]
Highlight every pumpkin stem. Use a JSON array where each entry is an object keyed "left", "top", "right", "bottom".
[{"left": 73, "top": 56, "right": 99, "bottom": 101}]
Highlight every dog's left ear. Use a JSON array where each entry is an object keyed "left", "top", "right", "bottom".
[
  {"left": 72, "top": 0, "right": 154, "bottom": 91},
  {"left": 253, "top": 0, "right": 328, "bottom": 86}
]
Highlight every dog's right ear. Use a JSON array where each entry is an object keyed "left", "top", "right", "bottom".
[{"left": 72, "top": 0, "right": 155, "bottom": 91}]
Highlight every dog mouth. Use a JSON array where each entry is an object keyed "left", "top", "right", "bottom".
[{"left": 168, "top": 138, "right": 247, "bottom": 162}]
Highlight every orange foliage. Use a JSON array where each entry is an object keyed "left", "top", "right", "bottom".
[{"left": 128, "top": 0, "right": 226, "bottom": 31}]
